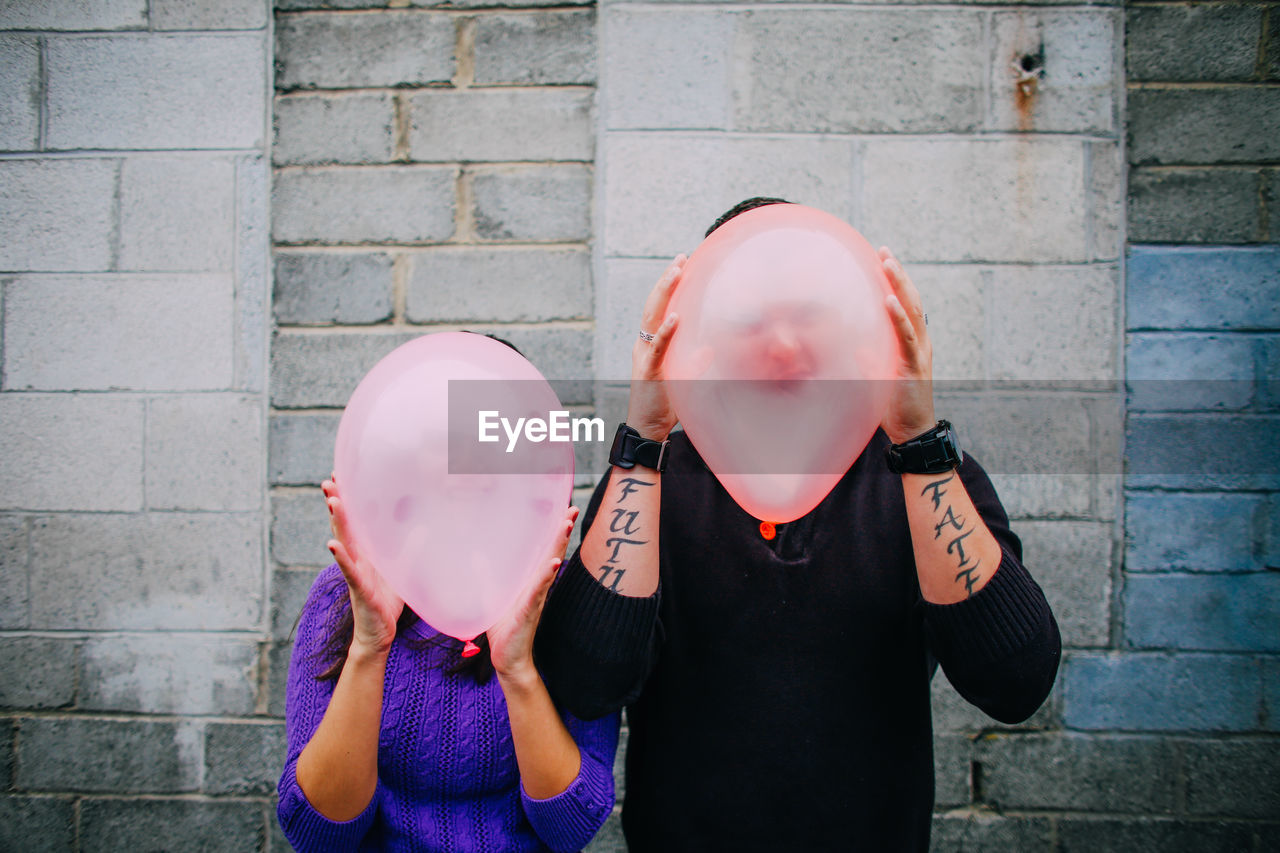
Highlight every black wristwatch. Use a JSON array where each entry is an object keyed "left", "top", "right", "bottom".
[
  {"left": 609, "top": 423, "right": 670, "bottom": 473},
  {"left": 885, "top": 420, "right": 962, "bottom": 475}
]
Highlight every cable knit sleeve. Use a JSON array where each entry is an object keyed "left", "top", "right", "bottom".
[
  {"left": 920, "top": 455, "right": 1062, "bottom": 724},
  {"left": 520, "top": 709, "right": 621, "bottom": 853},
  {"left": 276, "top": 565, "right": 381, "bottom": 853}
]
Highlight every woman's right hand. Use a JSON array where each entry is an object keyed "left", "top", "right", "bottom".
[
  {"left": 626, "top": 254, "right": 687, "bottom": 441},
  {"left": 323, "top": 477, "right": 404, "bottom": 656}
]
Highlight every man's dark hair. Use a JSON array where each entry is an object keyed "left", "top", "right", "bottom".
[{"left": 705, "top": 197, "right": 791, "bottom": 237}]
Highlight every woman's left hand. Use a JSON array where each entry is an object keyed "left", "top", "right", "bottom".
[{"left": 488, "top": 505, "right": 580, "bottom": 681}]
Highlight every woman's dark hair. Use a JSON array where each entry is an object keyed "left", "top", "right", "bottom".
[
  {"left": 705, "top": 196, "right": 791, "bottom": 237},
  {"left": 313, "top": 572, "right": 495, "bottom": 684}
]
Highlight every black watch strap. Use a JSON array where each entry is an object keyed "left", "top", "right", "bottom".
[
  {"left": 609, "top": 423, "right": 670, "bottom": 473},
  {"left": 885, "top": 420, "right": 962, "bottom": 475}
]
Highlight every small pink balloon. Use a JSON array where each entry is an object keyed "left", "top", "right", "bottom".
[
  {"left": 665, "top": 204, "right": 897, "bottom": 524},
  {"left": 334, "top": 332, "right": 573, "bottom": 643}
]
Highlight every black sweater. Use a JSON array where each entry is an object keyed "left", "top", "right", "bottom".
[{"left": 536, "top": 430, "right": 1060, "bottom": 852}]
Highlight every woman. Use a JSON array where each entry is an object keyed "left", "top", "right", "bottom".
[{"left": 277, "top": 478, "right": 618, "bottom": 852}]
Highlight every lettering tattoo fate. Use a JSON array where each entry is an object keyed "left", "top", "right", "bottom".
[
  {"left": 596, "top": 477, "right": 654, "bottom": 592},
  {"left": 920, "top": 473, "right": 983, "bottom": 597}
]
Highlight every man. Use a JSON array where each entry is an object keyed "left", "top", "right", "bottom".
[{"left": 535, "top": 199, "right": 1060, "bottom": 851}]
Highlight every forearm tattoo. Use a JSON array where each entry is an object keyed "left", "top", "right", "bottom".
[
  {"left": 921, "top": 473, "right": 983, "bottom": 597},
  {"left": 597, "top": 477, "right": 654, "bottom": 591}
]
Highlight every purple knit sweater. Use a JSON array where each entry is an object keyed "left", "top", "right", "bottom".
[{"left": 278, "top": 564, "right": 619, "bottom": 853}]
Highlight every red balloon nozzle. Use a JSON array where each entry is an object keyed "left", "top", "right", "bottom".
[
  {"left": 759, "top": 521, "right": 776, "bottom": 540},
  {"left": 461, "top": 640, "right": 481, "bottom": 658}
]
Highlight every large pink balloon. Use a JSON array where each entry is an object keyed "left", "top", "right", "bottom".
[
  {"left": 334, "top": 332, "right": 573, "bottom": 643},
  {"left": 665, "top": 204, "right": 897, "bottom": 524}
]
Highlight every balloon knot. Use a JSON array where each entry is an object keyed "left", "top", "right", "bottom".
[
  {"left": 461, "top": 640, "right": 481, "bottom": 658},
  {"left": 759, "top": 521, "right": 776, "bottom": 540}
]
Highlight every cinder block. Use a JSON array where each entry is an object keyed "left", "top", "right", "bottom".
[
  {"left": 1014, "top": 521, "right": 1112, "bottom": 648},
  {"left": 1057, "top": 817, "right": 1254, "bottom": 852},
  {"left": 0, "top": 637, "right": 77, "bottom": 709},
  {"left": 935, "top": 391, "right": 1097, "bottom": 478},
  {"left": 119, "top": 157, "right": 235, "bottom": 272},
  {"left": 930, "top": 812, "right": 1054, "bottom": 852},
  {"left": 584, "top": 812, "right": 626, "bottom": 853},
  {"left": 3, "top": 274, "right": 234, "bottom": 391},
  {"left": 0, "top": 36, "right": 39, "bottom": 151},
  {"left": 1088, "top": 141, "right": 1124, "bottom": 261},
  {"left": 1127, "top": 413, "right": 1280, "bottom": 490},
  {"left": 0, "top": 395, "right": 144, "bottom": 512},
  {"left": 933, "top": 733, "right": 973, "bottom": 807},
  {"left": 1062, "top": 651, "right": 1262, "bottom": 731},
  {"left": 602, "top": 9, "right": 731, "bottom": 130},
  {"left": 1261, "top": 337, "right": 1280, "bottom": 411},
  {"left": 904, "top": 265, "right": 984, "bottom": 382},
  {"left": 0, "top": 796, "right": 76, "bottom": 853},
  {"left": 267, "top": 641, "right": 291, "bottom": 718},
  {"left": 602, "top": 134, "right": 855, "bottom": 259},
  {"left": 1126, "top": 5, "right": 1262, "bottom": 82},
  {"left": 1127, "top": 334, "right": 1255, "bottom": 411},
  {"left": 1128, "top": 167, "right": 1261, "bottom": 244},
  {"left": 18, "top": 717, "right": 202, "bottom": 793},
  {"left": 984, "top": 474, "right": 1095, "bottom": 521},
  {"left": 152, "top": 0, "right": 268, "bottom": 30},
  {"left": 28, "top": 513, "right": 263, "bottom": 630},
  {"left": 932, "top": 669, "right": 1057, "bottom": 734},
  {"left": 272, "top": 489, "right": 333, "bottom": 567},
  {"left": 1268, "top": 11, "right": 1280, "bottom": 79},
  {"left": 1184, "top": 739, "right": 1280, "bottom": 818},
  {"left": 273, "top": 567, "right": 321, "bottom": 641},
  {"left": 471, "top": 164, "right": 591, "bottom": 242},
  {"left": 1265, "top": 656, "right": 1280, "bottom": 733},
  {"left": 470, "top": 325, "right": 594, "bottom": 390},
  {"left": 862, "top": 138, "right": 1090, "bottom": 263},
  {"left": 406, "top": 247, "right": 591, "bottom": 323},
  {"left": 270, "top": 412, "right": 342, "bottom": 486},
  {"left": 409, "top": 89, "right": 593, "bottom": 163},
  {"left": 271, "top": 330, "right": 418, "bottom": 408},
  {"left": 975, "top": 732, "right": 1176, "bottom": 812},
  {"left": 235, "top": 154, "right": 270, "bottom": 394},
  {"left": 0, "top": 516, "right": 29, "bottom": 627},
  {"left": 46, "top": 34, "right": 266, "bottom": 150},
  {"left": 80, "top": 798, "right": 264, "bottom": 852},
  {"left": 1130, "top": 88, "right": 1280, "bottom": 166},
  {"left": 1127, "top": 246, "right": 1280, "bottom": 331},
  {"left": 735, "top": 10, "right": 983, "bottom": 133},
  {"left": 474, "top": 11, "right": 595, "bottom": 85},
  {"left": 80, "top": 635, "right": 259, "bottom": 715},
  {"left": 272, "top": 166, "right": 457, "bottom": 244},
  {"left": 988, "top": 10, "right": 1117, "bottom": 133},
  {"left": 204, "top": 721, "right": 287, "bottom": 795},
  {"left": 276, "top": 10, "right": 454, "bottom": 89},
  {"left": 986, "top": 264, "right": 1118, "bottom": 380},
  {"left": 1124, "top": 573, "right": 1280, "bottom": 652},
  {"left": 274, "top": 251, "right": 393, "bottom": 326},
  {"left": 595, "top": 258, "right": 672, "bottom": 381},
  {"left": 0, "top": 1, "right": 146, "bottom": 30},
  {"left": 273, "top": 92, "right": 396, "bottom": 166},
  {"left": 1126, "top": 492, "right": 1263, "bottom": 571},
  {"left": 0, "top": 158, "right": 116, "bottom": 272}
]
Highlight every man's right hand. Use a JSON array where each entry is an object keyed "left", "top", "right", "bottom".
[{"left": 626, "top": 255, "right": 687, "bottom": 440}]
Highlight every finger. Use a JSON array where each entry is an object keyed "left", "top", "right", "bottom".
[
  {"left": 879, "top": 248, "right": 925, "bottom": 326},
  {"left": 886, "top": 294, "right": 919, "bottom": 353},
  {"left": 328, "top": 538, "right": 357, "bottom": 580},
  {"left": 640, "top": 255, "right": 687, "bottom": 333},
  {"left": 646, "top": 312, "right": 680, "bottom": 365},
  {"left": 327, "top": 496, "right": 359, "bottom": 562}
]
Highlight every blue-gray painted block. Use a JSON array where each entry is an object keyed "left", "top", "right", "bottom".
[
  {"left": 1125, "top": 492, "right": 1264, "bottom": 571},
  {"left": 1057, "top": 816, "right": 1255, "bottom": 852},
  {"left": 1126, "top": 414, "right": 1280, "bottom": 490},
  {"left": 1265, "top": 656, "right": 1280, "bottom": 732},
  {"left": 1062, "top": 652, "right": 1262, "bottom": 731},
  {"left": 1127, "top": 246, "right": 1280, "bottom": 331},
  {"left": 18, "top": 717, "right": 201, "bottom": 793},
  {"left": 204, "top": 721, "right": 287, "bottom": 795},
  {"left": 1126, "top": 334, "right": 1254, "bottom": 411},
  {"left": 1128, "top": 168, "right": 1261, "bottom": 244},
  {"left": 0, "top": 796, "right": 75, "bottom": 853},
  {"left": 79, "top": 798, "right": 265, "bottom": 852},
  {"left": 931, "top": 813, "right": 1054, "bottom": 851},
  {"left": 1124, "top": 573, "right": 1280, "bottom": 652},
  {"left": 0, "top": 637, "right": 77, "bottom": 709}
]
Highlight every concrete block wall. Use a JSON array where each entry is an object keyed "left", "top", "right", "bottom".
[
  {"left": 1101, "top": 2, "right": 1280, "bottom": 848},
  {"left": 0, "top": 0, "right": 276, "bottom": 849}
]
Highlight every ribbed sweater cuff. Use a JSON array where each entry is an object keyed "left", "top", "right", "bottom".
[
  {"left": 922, "top": 547, "right": 1049, "bottom": 663},
  {"left": 277, "top": 760, "right": 378, "bottom": 852},
  {"left": 550, "top": 553, "right": 660, "bottom": 663},
  {"left": 521, "top": 756, "right": 615, "bottom": 851}
]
